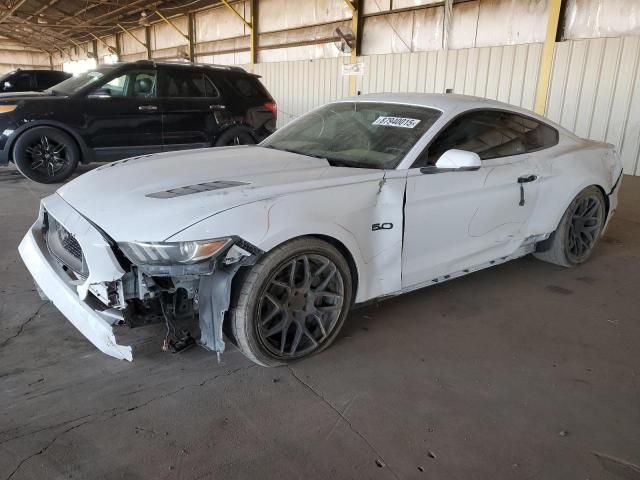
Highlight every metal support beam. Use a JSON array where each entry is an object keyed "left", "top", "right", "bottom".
[
  {"left": 534, "top": 0, "right": 563, "bottom": 115},
  {"left": 145, "top": 26, "right": 152, "bottom": 60},
  {"left": 348, "top": 0, "right": 362, "bottom": 96},
  {"left": 0, "top": 0, "right": 28, "bottom": 23},
  {"left": 249, "top": 0, "right": 257, "bottom": 64},
  {"left": 90, "top": 32, "right": 116, "bottom": 55},
  {"left": 220, "top": 0, "right": 252, "bottom": 29},
  {"left": 118, "top": 23, "right": 148, "bottom": 52},
  {"left": 114, "top": 31, "right": 121, "bottom": 58},
  {"left": 155, "top": 10, "right": 189, "bottom": 42},
  {"left": 443, "top": 0, "right": 452, "bottom": 51},
  {"left": 188, "top": 12, "right": 196, "bottom": 62}
]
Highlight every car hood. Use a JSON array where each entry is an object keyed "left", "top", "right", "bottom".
[{"left": 57, "top": 146, "right": 383, "bottom": 241}]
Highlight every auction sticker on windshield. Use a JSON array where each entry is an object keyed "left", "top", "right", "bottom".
[{"left": 373, "top": 116, "right": 421, "bottom": 128}]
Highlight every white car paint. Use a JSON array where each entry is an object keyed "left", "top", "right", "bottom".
[{"left": 18, "top": 93, "right": 623, "bottom": 361}]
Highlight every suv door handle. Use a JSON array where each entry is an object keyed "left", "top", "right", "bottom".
[
  {"left": 138, "top": 105, "right": 158, "bottom": 112},
  {"left": 517, "top": 174, "right": 537, "bottom": 183},
  {"left": 209, "top": 104, "right": 226, "bottom": 111}
]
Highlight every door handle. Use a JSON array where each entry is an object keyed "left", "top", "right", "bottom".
[
  {"left": 517, "top": 174, "right": 537, "bottom": 183},
  {"left": 209, "top": 104, "right": 226, "bottom": 111},
  {"left": 517, "top": 175, "right": 537, "bottom": 206},
  {"left": 138, "top": 105, "right": 158, "bottom": 112}
]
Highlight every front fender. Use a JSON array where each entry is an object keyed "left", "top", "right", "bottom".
[{"left": 168, "top": 173, "right": 407, "bottom": 303}]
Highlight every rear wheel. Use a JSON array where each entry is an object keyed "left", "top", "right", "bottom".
[
  {"left": 229, "top": 238, "right": 353, "bottom": 367},
  {"left": 534, "top": 186, "right": 606, "bottom": 267},
  {"left": 13, "top": 127, "right": 79, "bottom": 183},
  {"left": 214, "top": 126, "right": 256, "bottom": 147}
]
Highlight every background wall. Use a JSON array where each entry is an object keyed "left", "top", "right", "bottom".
[
  {"left": 6, "top": 0, "right": 640, "bottom": 174},
  {"left": 0, "top": 37, "right": 50, "bottom": 74}
]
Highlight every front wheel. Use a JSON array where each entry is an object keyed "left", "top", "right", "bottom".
[
  {"left": 13, "top": 127, "right": 79, "bottom": 183},
  {"left": 229, "top": 238, "right": 353, "bottom": 367},
  {"left": 534, "top": 186, "right": 606, "bottom": 267}
]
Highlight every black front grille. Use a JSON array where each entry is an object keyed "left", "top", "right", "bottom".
[
  {"left": 45, "top": 212, "right": 88, "bottom": 277},
  {"left": 59, "top": 228, "right": 83, "bottom": 260}
]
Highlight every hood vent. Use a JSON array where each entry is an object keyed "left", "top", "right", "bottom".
[{"left": 146, "top": 180, "right": 250, "bottom": 199}]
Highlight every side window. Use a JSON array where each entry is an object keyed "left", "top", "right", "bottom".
[
  {"left": 35, "top": 72, "right": 61, "bottom": 89},
  {"left": 13, "top": 73, "right": 33, "bottom": 90},
  {"left": 94, "top": 70, "right": 156, "bottom": 98},
  {"left": 161, "top": 70, "right": 219, "bottom": 98},
  {"left": 226, "top": 75, "right": 268, "bottom": 100},
  {"left": 425, "top": 110, "right": 558, "bottom": 165}
]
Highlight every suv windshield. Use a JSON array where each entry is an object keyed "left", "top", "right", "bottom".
[
  {"left": 49, "top": 66, "right": 117, "bottom": 95},
  {"left": 262, "top": 102, "right": 441, "bottom": 169}
]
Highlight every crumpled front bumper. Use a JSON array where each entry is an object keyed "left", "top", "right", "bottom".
[{"left": 18, "top": 194, "right": 133, "bottom": 361}]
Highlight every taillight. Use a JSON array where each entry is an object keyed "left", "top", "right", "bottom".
[{"left": 264, "top": 101, "right": 277, "bottom": 118}]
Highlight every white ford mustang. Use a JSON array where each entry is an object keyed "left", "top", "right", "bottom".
[{"left": 19, "top": 93, "right": 623, "bottom": 366}]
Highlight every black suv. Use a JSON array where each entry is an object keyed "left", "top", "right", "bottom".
[
  {"left": 0, "top": 69, "right": 71, "bottom": 94},
  {"left": 0, "top": 60, "right": 276, "bottom": 183}
]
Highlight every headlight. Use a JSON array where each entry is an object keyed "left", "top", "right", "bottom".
[
  {"left": 118, "top": 238, "right": 231, "bottom": 265},
  {"left": 0, "top": 105, "right": 17, "bottom": 114}
]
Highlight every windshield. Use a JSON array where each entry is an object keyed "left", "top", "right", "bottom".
[
  {"left": 49, "top": 66, "right": 116, "bottom": 95},
  {"left": 262, "top": 102, "right": 441, "bottom": 169}
]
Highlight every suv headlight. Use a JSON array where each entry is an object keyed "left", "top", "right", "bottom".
[{"left": 118, "top": 238, "right": 231, "bottom": 265}]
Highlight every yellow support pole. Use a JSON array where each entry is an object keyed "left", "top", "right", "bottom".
[
  {"left": 219, "top": 0, "right": 252, "bottom": 29},
  {"left": 534, "top": 0, "right": 563, "bottom": 115}
]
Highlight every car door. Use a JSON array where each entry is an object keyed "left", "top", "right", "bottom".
[
  {"left": 158, "top": 67, "right": 223, "bottom": 151},
  {"left": 80, "top": 67, "right": 162, "bottom": 161},
  {"left": 401, "top": 109, "right": 557, "bottom": 289}
]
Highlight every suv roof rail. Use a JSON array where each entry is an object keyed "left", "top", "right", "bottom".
[{"left": 133, "top": 59, "right": 246, "bottom": 73}]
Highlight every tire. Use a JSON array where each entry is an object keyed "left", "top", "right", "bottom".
[
  {"left": 13, "top": 127, "right": 79, "bottom": 183},
  {"left": 533, "top": 186, "right": 606, "bottom": 267},
  {"left": 229, "top": 238, "right": 353, "bottom": 367},
  {"left": 214, "top": 126, "right": 256, "bottom": 147}
]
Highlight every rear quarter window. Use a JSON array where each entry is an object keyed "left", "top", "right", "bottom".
[{"left": 224, "top": 74, "right": 270, "bottom": 101}]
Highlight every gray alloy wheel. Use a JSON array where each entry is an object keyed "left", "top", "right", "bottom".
[
  {"left": 257, "top": 253, "right": 345, "bottom": 359},
  {"left": 229, "top": 238, "right": 353, "bottom": 367},
  {"left": 13, "top": 126, "right": 79, "bottom": 184},
  {"left": 534, "top": 186, "right": 606, "bottom": 267}
]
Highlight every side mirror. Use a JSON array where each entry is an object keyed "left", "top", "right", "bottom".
[
  {"left": 435, "top": 149, "right": 481, "bottom": 170},
  {"left": 3, "top": 81, "right": 13, "bottom": 91}
]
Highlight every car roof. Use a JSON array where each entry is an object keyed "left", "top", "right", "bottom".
[
  {"left": 9, "top": 69, "right": 69, "bottom": 74},
  {"left": 338, "top": 92, "right": 575, "bottom": 137}
]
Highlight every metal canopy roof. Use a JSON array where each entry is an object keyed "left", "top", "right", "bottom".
[{"left": 0, "top": 0, "right": 218, "bottom": 53}]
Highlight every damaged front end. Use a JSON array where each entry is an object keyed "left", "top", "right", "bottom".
[{"left": 18, "top": 193, "right": 260, "bottom": 361}]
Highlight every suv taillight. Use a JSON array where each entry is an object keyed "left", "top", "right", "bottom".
[{"left": 264, "top": 101, "right": 277, "bottom": 118}]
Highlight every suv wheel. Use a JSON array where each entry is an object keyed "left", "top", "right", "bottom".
[
  {"left": 229, "top": 238, "right": 353, "bottom": 367},
  {"left": 214, "top": 126, "right": 256, "bottom": 147},
  {"left": 14, "top": 127, "right": 79, "bottom": 183}
]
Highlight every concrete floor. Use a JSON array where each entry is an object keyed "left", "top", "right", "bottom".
[{"left": 1, "top": 165, "right": 639, "bottom": 480}]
